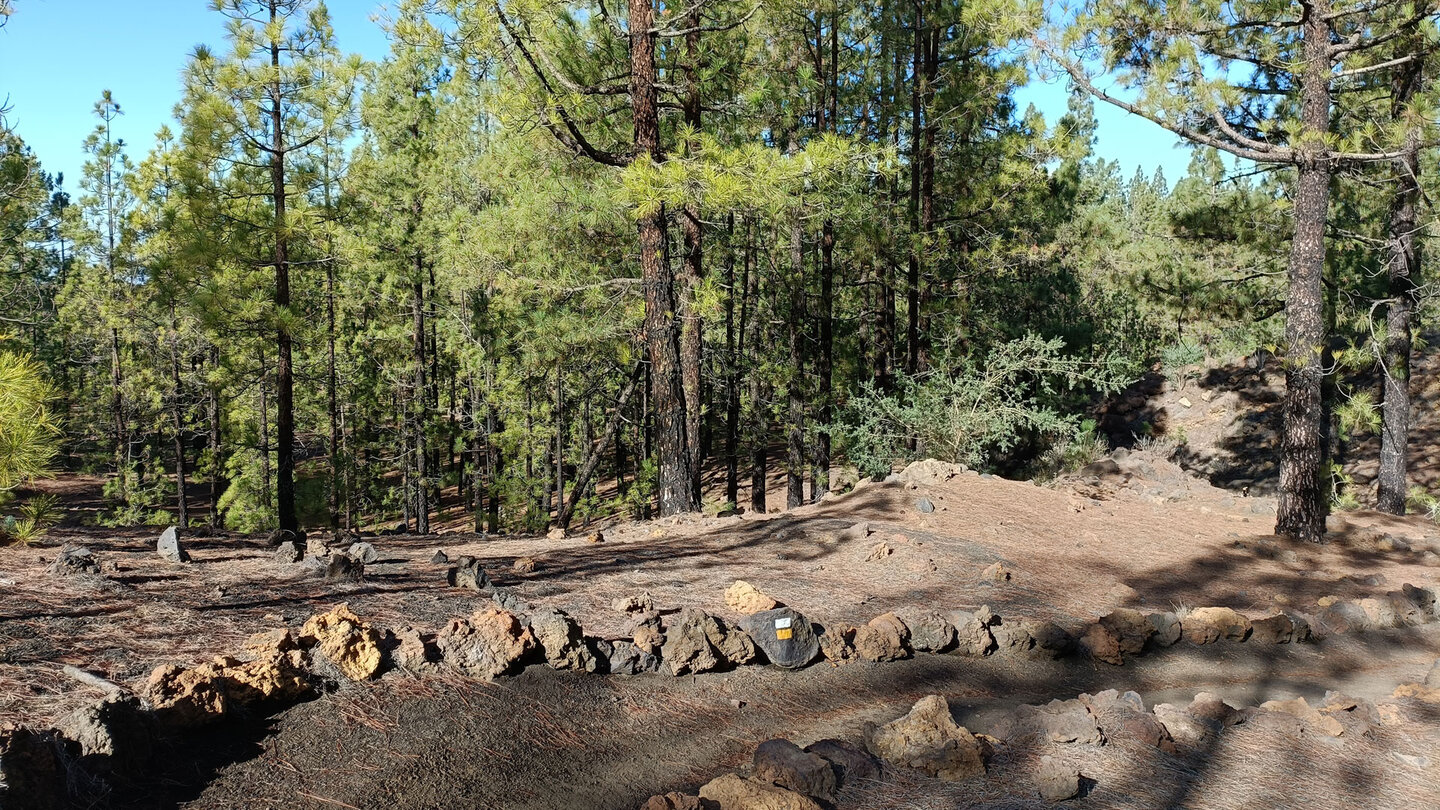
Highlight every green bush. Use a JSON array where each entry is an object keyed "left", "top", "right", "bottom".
[{"left": 832, "top": 334, "right": 1132, "bottom": 478}]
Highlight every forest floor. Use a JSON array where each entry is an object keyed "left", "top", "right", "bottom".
[{"left": 5, "top": 348, "right": 1440, "bottom": 809}]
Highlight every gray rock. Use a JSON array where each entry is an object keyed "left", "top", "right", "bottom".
[
  {"left": 59, "top": 693, "right": 155, "bottom": 774},
  {"left": 1100, "top": 608, "right": 1155, "bottom": 656},
  {"left": 1425, "top": 659, "right": 1440, "bottom": 689},
  {"left": 48, "top": 546, "right": 100, "bottom": 577},
  {"left": 948, "top": 609, "right": 997, "bottom": 657},
  {"left": 740, "top": 607, "right": 820, "bottom": 669},
  {"left": 990, "top": 699, "right": 1104, "bottom": 745},
  {"left": 753, "top": 738, "right": 837, "bottom": 802},
  {"left": 429, "top": 549, "right": 449, "bottom": 564},
  {"left": 915, "top": 497, "right": 935, "bottom": 514},
  {"left": 0, "top": 725, "right": 68, "bottom": 810},
  {"left": 1318, "top": 600, "right": 1370, "bottom": 634},
  {"left": 491, "top": 587, "right": 532, "bottom": 614},
  {"left": 273, "top": 541, "right": 302, "bottom": 564},
  {"left": 300, "top": 554, "right": 328, "bottom": 576},
  {"left": 346, "top": 542, "right": 378, "bottom": 564},
  {"left": 447, "top": 557, "right": 491, "bottom": 591},
  {"left": 661, "top": 609, "right": 725, "bottom": 675},
  {"left": 1250, "top": 614, "right": 1296, "bottom": 644},
  {"left": 157, "top": 527, "right": 190, "bottom": 564},
  {"left": 599, "top": 639, "right": 659, "bottom": 675},
  {"left": 324, "top": 553, "right": 364, "bottom": 583},
  {"left": 894, "top": 607, "right": 956, "bottom": 652},
  {"left": 528, "top": 607, "right": 597, "bottom": 672},
  {"left": 804, "top": 738, "right": 881, "bottom": 787},
  {"left": 1147, "top": 612, "right": 1182, "bottom": 646},
  {"left": 1036, "top": 755, "right": 1082, "bottom": 801}
]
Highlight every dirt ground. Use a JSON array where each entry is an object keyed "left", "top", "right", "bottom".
[{"left": 4, "top": 452, "right": 1440, "bottom": 809}]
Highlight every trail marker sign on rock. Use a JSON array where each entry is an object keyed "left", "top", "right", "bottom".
[{"left": 741, "top": 607, "right": 819, "bottom": 669}]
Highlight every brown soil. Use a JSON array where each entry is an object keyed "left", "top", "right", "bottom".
[{"left": 5, "top": 449, "right": 1440, "bottom": 809}]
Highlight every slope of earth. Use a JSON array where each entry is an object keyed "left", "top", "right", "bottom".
[{"left": 1097, "top": 338, "right": 1440, "bottom": 504}]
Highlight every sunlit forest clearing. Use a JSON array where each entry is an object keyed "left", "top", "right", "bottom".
[{"left": 3, "top": 0, "right": 1440, "bottom": 808}]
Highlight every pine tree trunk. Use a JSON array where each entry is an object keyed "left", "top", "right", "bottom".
[
  {"left": 554, "top": 366, "right": 565, "bottom": 523},
  {"left": 631, "top": 0, "right": 694, "bottom": 517},
  {"left": 412, "top": 277, "right": 429, "bottom": 535},
  {"left": 679, "top": 13, "right": 705, "bottom": 505},
  {"left": 1377, "top": 47, "right": 1423, "bottom": 516},
  {"left": 269, "top": 2, "right": 298, "bottom": 538},
  {"left": 1275, "top": 1, "right": 1333, "bottom": 543},
  {"left": 325, "top": 253, "right": 341, "bottom": 528},
  {"left": 724, "top": 214, "right": 741, "bottom": 508},
  {"left": 170, "top": 309, "right": 189, "bottom": 528},
  {"left": 745, "top": 221, "right": 767, "bottom": 514},
  {"left": 208, "top": 347, "right": 226, "bottom": 530},
  {"left": 786, "top": 129, "right": 807, "bottom": 510}
]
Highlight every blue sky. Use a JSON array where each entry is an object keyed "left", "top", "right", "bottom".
[{"left": 0, "top": 0, "right": 1194, "bottom": 195}]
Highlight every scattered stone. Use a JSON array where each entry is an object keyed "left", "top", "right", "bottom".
[
  {"left": 1426, "top": 659, "right": 1440, "bottom": 689},
  {"left": 1357, "top": 597, "right": 1400, "bottom": 629},
  {"left": 753, "top": 739, "right": 837, "bottom": 802},
  {"left": 817, "top": 623, "right": 858, "bottom": 663},
  {"left": 629, "top": 613, "right": 665, "bottom": 656},
  {"left": 345, "top": 542, "right": 377, "bottom": 564},
  {"left": 1100, "top": 608, "right": 1155, "bottom": 656},
  {"left": 1393, "top": 683, "right": 1440, "bottom": 704},
  {"left": 949, "top": 610, "right": 997, "bottom": 657},
  {"left": 586, "top": 530, "right": 605, "bottom": 544},
  {"left": 613, "top": 592, "right": 656, "bottom": 614},
  {"left": 1402, "top": 583, "right": 1437, "bottom": 615},
  {"left": 145, "top": 664, "right": 229, "bottom": 728},
  {"left": 991, "top": 699, "right": 1104, "bottom": 746},
  {"left": 157, "top": 526, "right": 190, "bottom": 564},
  {"left": 1078, "top": 622, "right": 1122, "bottom": 665},
  {"left": 661, "top": 609, "right": 726, "bottom": 675},
  {"left": 430, "top": 549, "right": 449, "bottom": 564},
  {"left": 447, "top": 556, "right": 491, "bottom": 591},
  {"left": 513, "top": 556, "right": 538, "bottom": 574},
  {"left": 599, "top": 639, "right": 659, "bottom": 675},
  {"left": 915, "top": 498, "right": 935, "bottom": 514},
  {"left": 853, "top": 612, "right": 909, "bottom": 662},
  {"left": 300, "top": 555, "right": 328, "bottom": 576},
  {"left": 1186, "top": 692, "right": 1248, "bottom": 731},
  {"left": 47, "top": 546, "right": 101, "bottom": 577},
  {"left": 435, "top": 606, "right": 536, "bottom": 679},
  {"left": 324, "top": 553, "right": 365, "bottom": 584},
  {"left": 528, "top": 607, "right": 597, "bottom": 672},
  {"left": 864, "top": 542, "right": 893, "bottom": 562},
  {"left": 1036, "top": 755, "right": 1083, "bottom": 801},
  {"left": 1182, "top": 607, "right": 1251, "bottom": 644},
  {"left": 1147, "top": 612, "right": 1182, "bottom": 647},
  {"left": 741, "top": 607, "right": 820, "bottom": 669},
  {"left": 1393, "top": 752, "right": 1431, "bottom": 769},
  {"left": 698, "top": 773, "right": 823, "bottom": 810},
  {"left": 546, "top": 527, "right": 566, "bottom": 541},
  {"left": 60, "top": 694, "right": 154, "bottom": 774},
  {"left": 1250, "top": 614, "right": 1296, "bottom": 644},
  {"left": 1079, "top": 690, "right": 1175, "bottom": 753},
  {"left": 838, "top": 522, "right": 871, "bottom": 543},
  {"left": 1026, "top": 620, "right": 1076, "bottom": 659},
  {"left": 893, "top": 607, "right": 956, "bottom": 653},
  {"left": 300, "top": 603, "right": 384, "bottom": 681},
  {"left": 389, "top": 626, "right": 435, "bottom": 671},
  {"left": 1318, "top": 600, "right": 1371, "bottom": 634},
  {"left": 865, "top": 695, "right": 985, "bottom": 781},
  {"left": 273, "top": 541, "right": 303, "bottom": 564},
  {"left": 804, "top": 739, "right": 880, "bottom": 787},
  {"left": 640, "top": 793, "right": 707, "bottom": 810},
  {"left": 725, "top": 580, "right": 780, "bottom": 614},
  {"left": 1260, "top": 697, "right": 1343, "bottom": 737},
  {"left": 980, "top": 562, "right": 1012, "bottom": 583}
]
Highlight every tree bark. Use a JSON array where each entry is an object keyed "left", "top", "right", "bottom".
[
  {"left": 412, "top": 277, "right": 430, "bottom": 535},
  {"left": 1275, "top": 0, "right": 1333, "bottom": 543},
  {"left": 724, "top": 214, "right": 741, "bottom": 508},
  {"left": 1377, "top": 42, "right": 1424, "bottom": 516},
  {"left": 169, "top": 307, "right": 189, "bottom": 528},
  {"left": 786, "top": 128, "right": 808, "bottom": 510},
  {"left": 269, "top": 0, "right": 298, "bottom": 537},
  {"left": 679, "top": 10, "right": 705, "bottom": 505},
  {"left": 631, "top": 0, "right": 695, "bottom": 517},
  {"left": 208, "top": 346, "right": 226, "bottom": 530}
]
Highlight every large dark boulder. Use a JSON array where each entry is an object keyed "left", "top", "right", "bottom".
[{"left": 740, "top": 607, "right": 820, "bottom": 669}]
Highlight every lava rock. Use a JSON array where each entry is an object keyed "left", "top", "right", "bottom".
[
  {"left": 599, "top": 639, "right": 659, "bottom": 675},
  {"left": 853, "top": 612, "right": 909, "bottom": 662},
  {"left": 804, "top": 738, "right": 881, "bottom": 787},
  {"left": 324, "top": 553, "right": 365, "bottom": 584},
  {"left": 430, "top": 549, "right": 449, "bottom": 564},
  {"left": 528, "top": 607, "right": 597, "bottom": 672},
  {"left": 1099, "top": 608, "right": 1155, "bottom": 656},
  {"left": 1250, "top": 614, "right": 1296, "bottom": 644},
  {"left": 893, "top": 607, "right": 956, "bottom": 653},
  {"left": 1147, "top": 612, "right": 1182, "bottom": 647},
  {"left": 740, "top": 607, "right": 820, "bottom": 669},
  {"left": 448, "top": 556, "right": 491, "bottom": 591},
  {"left": 157, "top": 526, "right": 191, "bottom": 564},
  {"left": 865, "top": 694, "right": 986, "bottom": 781},
  {"left": 698, "top": 773, "right": 822, "bottom": 810},
  {"left": 753, "top": 738, "right": 838, "bottom": 802},
  {"left": 435, "top": 606, "right": 536, "bottom": 679},
  {"left": 60, "top": 694, "right": 155, "bottom": 774},
  {"left": 300, "top": 603, "right": 384, "bottom": 681},
  {"left": 1182, "top": 607, "right": 1252, "bottom": 644},
  {"left": 915, "top": 497, "right": 935, "bottom": 514},
  {"left": 948, "top": 609, "right": 998, "bottom": 657},
  {"left": 1036, "top": 755, "right": 1083, "bottom": 801},
  {"left": 47, "top": 546, "right": 100, "bottom": 577},
  {"left": 725, "top": 580, "right": 780, "bottom": 614},
  {"left": 346, "top": 542, "right": 378, "bottom": 564},
  {"left": 273, "top": 541, "right": 303, "bottom": 564}
]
